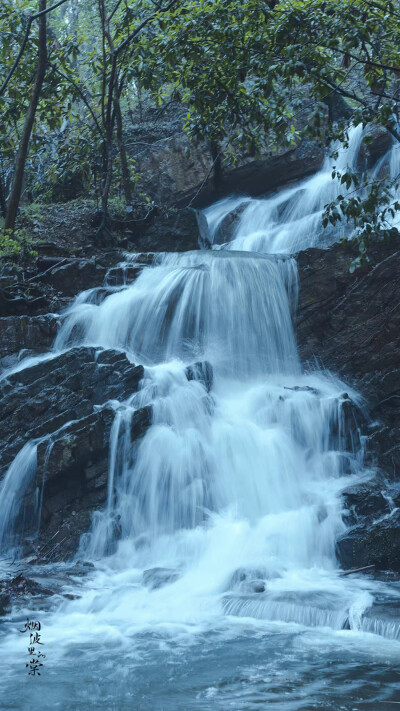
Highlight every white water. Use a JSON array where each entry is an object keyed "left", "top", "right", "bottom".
[
  {"left": 0, "top": 442, "right": 37, "bottom": 553},
  {"left": 204, "top": 124, "right": 364, "bottom": 253},
  {"left": 371, "top": 138, "right": 400, "bottom": 231},
  {"left": 1, "top": 129, "right": 400, "bottom": 709}
]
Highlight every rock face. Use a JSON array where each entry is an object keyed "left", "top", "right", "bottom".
[
  {"left": 358, "top": 125, "right": 393, "bottom": 169},
  {"left": 185, "top": 360, "right": 214, "bottom": 392},
  {"left": 0, "top": 251, "right": 134, "bottom": 370},
  {"left": 0, "top": 346, "right": 145, "bottom": 474},
  {"left": 296, "top": 238, "right": 400, "bottom": 571},
  {"left": 0, "top": 254, "right": 123, "bottom": 318},
  {"left": 34, "top": 404, "right": 152, "bottom": 561},
  {"left": 0, "top": 347, "right": 151, "bottom": 561},
  {"left": 137, "top": 131, "right": 325, "bottom": 208},
  {"left": 125, "top": 207, "right": 201, "bottom": 252},
  {"left": 0, "top": 314, "right": 59, "bottom": 370},
  {"left": 0, "top": 345, "right": 214, "bottom": 561}
]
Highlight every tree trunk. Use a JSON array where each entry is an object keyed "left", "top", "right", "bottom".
[
  {"left": 115, "top": 88, "right": 132, "bottom": 204},
  {"left": 210, "top": 140, "right": 222, "bottom": 191},
  {"left": 5, "top": 0, "right": 47, "bottom": 233},
  {"left": 0, "top": 175, "right": 6, "bottom": 218}
]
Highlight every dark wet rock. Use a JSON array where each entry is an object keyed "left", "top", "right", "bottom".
[
  {"left": 32, "top": 404, "right": 151, "bottom": 562},
  {"left": 226, "top": 567, "right": 272, "bottom": 594},
  {"left": 284, "top": 385, "right": 320, "bottom": 395},
  {"left": 337, "top": 510, "right": 400, "bottom": 572},
  {"left": 203, "top": 202, "right": 249, "bottom": 247},
  {"left": 338, "top": 474, "right": 400, "bottom": 572},
  {"left": 8, "top": 573, "right": 55, "bottom": 597},
  {"left": 33, "top": 406, "right": 115, "bottom": 559},
  {"left": 185, "top": 361, "right": 213, "bottom": 392},
  {"left": 143, "top": 567, "right": 180, "bottom": 590},
  {"left": 359, "top": 125, "right": 393, "bottom": 170},
  {"left": 137, "top": 128, "right": 325, "bottom": 209},
  {"left": 213, "top": 207, "right": 244, "bottom": 245},
  {"left": 130, "top": 406, "right": 153, "bottom": 439},
  {"left": 192, "top": 139, "right": 324, "bottom": 209},
  {"left": 366, "top": 425, "right": 400, "bottom": 483},
  {"left": 297, "top": 239, "right": 400, "bottom": 478},
  {"left": 0, "top": 589, "right": 10, "bottom": 616},
  {"left": 341, "top": 480, "right": 390, "bottom": 524},
  {"left": 0, "top": 314, "right": 59, "bottom": 370},
  {"left": 0, "top": 574, "right": 56, "bottom": 616},
  {"left": 36, "top": 258, "right": 107, "bottom": 296},
  {"left": 105, "top": 264, "right": 143, "bottom": 286},
  {"left": 125, "top": 207, "right": 201, "bottom": 252},
  {"left": 297, "top": 238, "right": 400, "bottom": 572},
  {"left": 0, "top": 343, "right": 151, "bottom": 561},
  {"left": 0, "top": 252, "right": 125, "bottom": 319},
  {"left": 0, "top": 347, "right": 144, "bottom": 476},
  {"left": 36, "top": 406, "right": 115, "bottom": 485},
  {"left": 333, "top": 395, "right": 365, "bottom": 453},
  {"left": 0, "top": 277, "right": 55, "bottom": 317},
  {"left": 104, "top": 254, "right": 156, "bottom": 286},
  {"left": 252, "top": 580, "right": 266, "bottom": 593}
]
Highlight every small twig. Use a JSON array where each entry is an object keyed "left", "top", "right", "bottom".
[
  {"left": 184, "top": 149, "right": 224, "bottom": 209},
  {"left": 35, "top": 529, "right": 60, "bottom": 559},
  {"left": 31, "top": 258, "right": 69, "bottom": 281},
  {"left": 44, "top": 536, "right": 67, "bottom": 561},
  {"left": 339, "top": 564, "right": 375, "bottom": 576}
]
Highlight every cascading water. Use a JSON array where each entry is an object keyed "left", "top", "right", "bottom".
[
  {"left": 204, "top": 124, "right": 365, "bottom": 253},
  {"left": 1, "top": 130, "right": 400, "bottom": 710}
]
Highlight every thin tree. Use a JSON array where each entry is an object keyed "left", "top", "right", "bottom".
[{"left": 3, "top": 0, "right": 71, "bottom": 233}]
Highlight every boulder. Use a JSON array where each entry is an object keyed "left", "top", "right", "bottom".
[
  {"left": 142, "top": 567, "right": 180, "bottom": 590},
  {"left": 337, "top": 510, "right": 400, "bottom": 572},
  {"left": 0, "top": 574, "right": 56, "bottom": 618},
  {"left": 359, "top": 125, "right": 393, "bottom": 169},
  {"left": 341, "top": 479, "right": 390, "bottom": 524},
  {"left": 36, "top": 258, "right": 108, "bottom": 296},
  {"left": 0, "top": 252, "right": 125, "bottom": 319},
  {"left": 189, "top": 139, "right": 324, "bottom": 209}
]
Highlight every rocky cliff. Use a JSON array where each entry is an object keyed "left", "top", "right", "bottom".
[{"left": 296, "top": 239, "right": 400, "bottom": 573}]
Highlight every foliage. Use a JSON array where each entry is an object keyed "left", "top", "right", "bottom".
[
  {"left": 0, "top": 223, "right": 37, "bottom": 259},
  {"left": 137, "top": 0, "right": 400, "bottom": 257},
  {"left": 1, "top": 0, "right": 400, "bottom": 255}
]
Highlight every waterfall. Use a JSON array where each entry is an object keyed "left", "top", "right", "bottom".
[
  {"left": 56, "top": 252, "right": 300, "bottom": 378},
  {"left": 371, "top": 137, "right": 400, "bottom": 230},
  {"left": 43, "top": 240, "right": 370, "bottom": 633},
  {"left": 0, "top": 442, "right": 37, "bottom": 553},
  {"left": 1, "top": 125, "right": 399, "bottom": 664},
  {"left": 204, "top": 124, "right": 365, "bottom": 253}
]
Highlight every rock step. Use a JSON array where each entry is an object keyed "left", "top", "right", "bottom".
[{"left": 0, "top": 346, "right": 144, "bottom": 477}]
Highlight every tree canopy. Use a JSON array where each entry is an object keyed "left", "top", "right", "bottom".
[{"left": 1, "top": 0, "right": 400, "bottom": 257}]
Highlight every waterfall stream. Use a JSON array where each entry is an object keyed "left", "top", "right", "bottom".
[{"left": 1, "top": 130, "right": 400, "bottom": 710}]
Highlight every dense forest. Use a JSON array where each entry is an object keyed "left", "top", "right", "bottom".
[{"left": 1, "top": 0, "right": 400, "bottom": 260}]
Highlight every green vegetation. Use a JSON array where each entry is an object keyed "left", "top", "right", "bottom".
[
  {"left": 1, "top": 0, "right": 400, "bottom": 257},
  {"left": 0, "top": 223, "right": 37, "bottom": 258}
]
